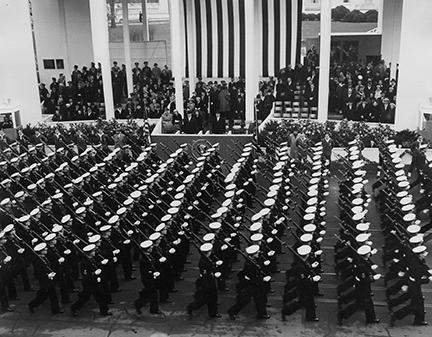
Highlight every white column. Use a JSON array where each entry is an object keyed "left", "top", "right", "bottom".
[
  {"left": 245, "top": 0, "right": 259, "bottom": 122},
  {"left": 89, "top": 0, "right": 115, "bottom": 120},
  {"left": 186, "top": 0, "right": 197, "bottom": 95},
  {"left": 381, "top": 0, "right": 402, "bottom": 79},
  {"left": 142, "top": 0, "right": 149, "bottom": 41},
  {"left": 122, "top": 0, "right": 134, "bottom": 98},
  {"left": 317, "top": 0, "right": 331, "bottom": 122},
  {"left": 377, "top": 0, "right": 384, "bottom": 33},
  {"left": 395, "top": 0, "right": 432, "bottom": 131},
  {"left": 0, "top": 0, "right": 41, "bottom": 125},
  {"left": 169, "top": 0, "right": 184, "bottom": 116}
]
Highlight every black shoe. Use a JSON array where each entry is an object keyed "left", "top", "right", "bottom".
[
  {"left": 111, "top": 289, "right": 122, "bottom": 293},
  {"left": 186, "top": 306, "right": 193, "bottom": 317},
  {"left": 126, "top": 276, "right": 136, "bottom": 281},
  {"left": 211, "top": 313, "right": 222, "bottom": 318},
  {"left": 28, "top": 305, "right": 34, "bottom": 313},
  {"left": 10, "top": 297, "right": 21, "bottom": 301},
  {"left": 71, "top": 309, "right": 78, "bottom": 317},
  {"left": 25, "top": 288, "right": 34, "bottom": 292},
  {"left": 177, "top": 276, "right": 184, "bottom": 281},
  {"left": 2, "top": 307, "right": 13, "bottom": 313},
  {"left": 308, "top": 317, "right": 319, "bottom": 322},
  {"left": 170, "top": 288, "right": 178, "bottom": 293},
  {"left": 366, "top": 318, "right": 380, "bottom": 324},
  {"left": 257, "top": 314, "right": 271, "bottom": 319},
  {"left": 151, "top": 310, "right": 163, "bottom": 315},
  {"left": 162, "top": 298, "right": 173, "bottom": 304},
  {"left": 53, "top": 310, "right": 64, "bottom": 314},
  {"left": 100, "top": 311, "right": 113, "bottom": 316},
  {"left": 414, "top": 321, "right": 428, "bottom": 326},
  {"left": 228, "top": 312, "right": 237, "bottom": 320},
  {"left": 134, "top": 301, "right": 142, "bottom": 315},
  {"left": 316, "top": 293, "right": 324, "bottom": 297}
]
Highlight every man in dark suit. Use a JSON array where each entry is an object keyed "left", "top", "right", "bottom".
[
  {"left": 356, "top": 100, "right": 373, "bottom": 122},
  {"left": 379, "top": 98, "right": 395, "bottom": 124},
  {"left": 210, "top": 112, "right": 226, "bottom": 134}
]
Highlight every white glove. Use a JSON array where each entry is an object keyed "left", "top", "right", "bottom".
[
  {"left": 113, "top": 257, "right": 118, "bottom": 263},
  {"left": 159, "top": 257, "right": 166, "bottom": 263},
  {"left": 18, "top": 248, "right": 25, "bottom": 254},
  {"left": 264, "top": 260, "right": 270, "bottom": 266},
  {"left": 102, "top": 259, "right": 108, "bottom": 265},
  {"left": 64, "top": 249, "right": 71, "bottom": 255},
  {"left": 401, "top": 285, "right": 408, "bottom": 292},
  {"left": 266, "top": 238, "right": 273, "bottom": 244},
  {"left": 312, "top": 275, "right": 321, "bottom": 282},
  {"left": 97, "top": 277, "right": 101, "bottom": 283},
  {"left": 58, "top": 257, "right": 65, "bottom": 264},
  {"left": 169, "top": 248, "right": 176, "bottom": 254},
  {"left": 3, "top": 256, "right": 11, "bottom": 263},
  {"left": 216, "top": 260, "right": 223, "bottom": 266},
  {"left": 127, "top": 230, "right": 133, "bottom": 236},
  {"left": 123, "top": 239, "right": 131, "bottom": 244},
  {"left": 396, "top": 271, "right": 404, "bottom": 277},
  {"left": 263, "top": 276, "right": 271, "bottom": 282},
  {"left": 48, "top": 272, "right": 56, "bottom": 279},
  {"left": 173, "top": 239, "right": 181, "bottom": 245},
  {"left": 214, "top": 272, "right": 221, "bottom": 278},
  {"left": 73, "top": 239, "right": 80, "bottom": 245},
  {"left": 371, "top": 264, "right": 378, "bottom": 270},
  {"left": 113, "top": 249, "right": 120, "bottom": 255},
  {"left": 95, "top": 269, "right": 102, "bottom": 275},
  {"left": 31, "top": 238, "right": 38, "bottom": 244},
  {"left": 267, "top": 250, "right": 275, "bottom": 257},
  {"left": 153, "top": 271, "right": 160, "bottom": 278},
  {"left": 311, "top": 262, "right": 319, "bottom": 268}
]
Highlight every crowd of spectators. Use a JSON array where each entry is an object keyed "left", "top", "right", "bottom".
[
  {"left": 161, "top": 78, "right": 246, "bottom": 134},
  {"left": 39, "top": 63, "right": 105, "bottom": 121},
  {"left": 328, "top": 61, "right": 397, "bottom": 124}
]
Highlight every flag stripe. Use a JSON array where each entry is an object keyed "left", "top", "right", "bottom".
[
  {"left": 232, "top": 0, "right": 240, "bottom": 78},
  {"left": 296, "top": 0, "right": 303, "bottom": 65},
  {"left": 194, "top": 0, "right": 202, "bottom": 77},
  {"left": 199, "top": 0, "right": 207, "bottom": 78},
  {"left": 262, "top": 0, "right": 269, "bottom": 77},
  {"left": 216, "top": 0, "right": 223, "bottom": 77},
  {"left": 210, "top": 0, "right": 218, "bottom": 77},
  {"left": 267, "top": 0, "right": 275, "bottom": 76},
  {"left": 227, "top": 0, "right": 235, "bottom": 77},
  {"left": 291, "top": 0, "right": 298, "bottom": 67},
  {"left": 222, "top": 0, "right": 229, "bottom": 77},
  {"left": 274, "top": 0, "right": 280, "bottom": 75},
  {"left": 286, "top": 0, "right": 292, "bottom": 67},
  {"left": 205, "top": 0, "right": 213, "bottom": 78},
  {"left": 182, "top": 0, "right": 189, "bottom": 77},
  {"left": 257, "top": 0, "right": 263, "bottom": 78},
  {"left": 280, "top": 0, "right": 287, "bottom": 69},
  {"left": 239, "top": 0, "right": 245, "bottom": 78}
]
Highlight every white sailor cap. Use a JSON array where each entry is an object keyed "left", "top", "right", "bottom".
[
  {"left": 61, "top": 215, "right": 71, "bottom": 223},
  {"left": 203, "top": 233, "right": 215, "bottom": 242},
  {"left": 161, "top": 214, "right": 172, "bottom": 222},
  {"left": 209, "top": 222, "right": 222, "bottom": 230},
  {"left": 409, "top": 235, "right": 424, "bottom": 245},
  {"left": 140, "top": 240, "right": 153, "bottom": 249},
  {"left": 297, "top": 245, "right": 312, "bottom": 256},
  {"left": 357, "top": 245, "right": 371, "bottom": 256},
  {"left": 3, "top": 224, "right": 14, "bottom": 233},
  {"left": 407, "top": 224, "right": 420, "bottom": 234},
  {"left": 83, "top": 244, "right": 96, "bottom": 253},
  {"left": 76, "top": 206, "right": 86, "bottom": 215},
  {"left": 200, "top": 243, "right": 213, "bottom": 253},
  {"left": 303, "top": 224, "right": 316, "bottom": 233},
  {"left": 246, "top": 244, "right": 260, "bottom": 255},
  {"left": 108, "top": 215, "right": 120, "bottom": 224},
  {"left": 403, "top": 213, "right": 416, "bottom": 222},
  {"left": 300, "top": 233, "right": 313, "bottom": 243},
  {"left": 264, "top": 198, "right": 275, "bottom": 207},
  {"left": 356, "top": 223, "right": 370, "bottom": 232},
  {"left": 149, "top": 232, "right": 161, "bottom": 241},
  {"left": 88, "top": 234, "right": 101, "bottom": 244},
  {"left": 52, "top": 224, "right": 63, "bottom": 233},
  {"left": 250, "top": 233, "right": 263, "bottom": 242},
  {"left": 412, "top": 245, "right": 427, "bottom": 254},
  {"left": 100, "top": 225, "right": 112, "bottom": 232},
  {"left": 34, "top": 242, "right": 47, "bottom": 252}
]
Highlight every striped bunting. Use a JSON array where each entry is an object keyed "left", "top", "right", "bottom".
[{"left": 181, "top": 0, "right": 302, "bottom": 78}]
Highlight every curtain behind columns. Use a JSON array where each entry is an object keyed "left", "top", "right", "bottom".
[{"left": 181, "top": 0, "right": 302, "bottom": 79}]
